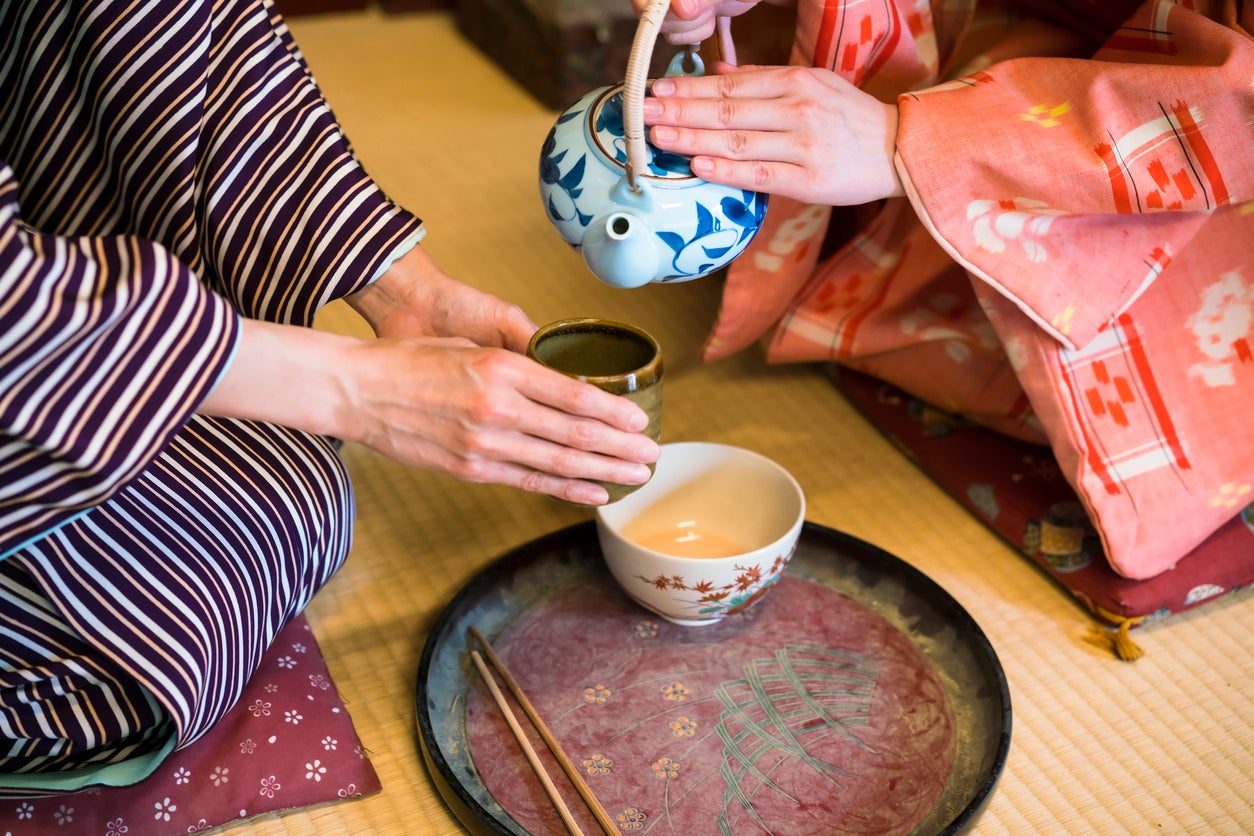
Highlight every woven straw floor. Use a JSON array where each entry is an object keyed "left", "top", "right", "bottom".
[{"left": 217, "top": 8, "right": 1254, "bottom": 834}]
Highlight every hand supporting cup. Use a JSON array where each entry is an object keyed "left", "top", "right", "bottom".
[{"left": 527, "top": 318, "right": 663, "bottom": 502}]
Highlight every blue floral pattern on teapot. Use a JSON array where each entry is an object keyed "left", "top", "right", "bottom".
[{"left": 539, "top": 81, "right": 768, "bottom": 289}]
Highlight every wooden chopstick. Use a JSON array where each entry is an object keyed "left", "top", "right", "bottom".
[
  {"left": 469, "top": 650, "right": 584, "bottom": 836},
  {"left": 470, "top": 626, "right": 619, "bottom": 836}
]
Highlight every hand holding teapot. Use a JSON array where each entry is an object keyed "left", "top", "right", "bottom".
[{"left": 538, "top": 0, "right": 768, "bottom": 289}]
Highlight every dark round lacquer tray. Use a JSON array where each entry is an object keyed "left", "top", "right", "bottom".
[{"left": 416, "top": 520, "right": 1011, "bottom": 835}]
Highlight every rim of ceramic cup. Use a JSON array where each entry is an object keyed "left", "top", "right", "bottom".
[
  {"left": 528, "top": 317, "right": 662, "bottom": 385},
  {"left": 596, "top": 441, "right": 805, "bottom": 558}
]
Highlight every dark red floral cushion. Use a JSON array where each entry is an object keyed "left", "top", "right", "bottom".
[
  {"left": 830, "top": 366, "right": 1254, "bottom": 640},
  {"left": 0, "top": 615, "right": 379, "bottom": 831}
]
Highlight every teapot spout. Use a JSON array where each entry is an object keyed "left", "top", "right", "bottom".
[{"left": 581, "top": 211, "right": 661, "bottom": 289}]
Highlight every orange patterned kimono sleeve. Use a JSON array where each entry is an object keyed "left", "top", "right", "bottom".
[
  {"left": 894, "top": 1, "right": 1254, "bottom": 350},
  {"left": 895, "top": 1, "right": 1254, "bottom": 578}
]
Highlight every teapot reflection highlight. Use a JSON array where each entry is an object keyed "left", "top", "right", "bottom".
[{"left": 538, "top": 7, "right": 768, "bottom": 289}]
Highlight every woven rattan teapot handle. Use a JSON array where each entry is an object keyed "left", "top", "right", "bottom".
[{"left": 621, "top": 2, "right": 734, "bottom": 190}]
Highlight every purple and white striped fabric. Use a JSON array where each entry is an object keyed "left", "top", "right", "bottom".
[{"left": 0, "top": 0, "right": 423, "bottom": 785}]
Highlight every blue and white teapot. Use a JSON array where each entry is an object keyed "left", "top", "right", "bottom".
[{"left": 538, "top": 4, "right": 768, "bottom": 289}]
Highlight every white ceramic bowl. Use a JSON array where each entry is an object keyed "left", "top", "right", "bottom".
[{"left": 595, "top": 442, "right": 805, "bottom": 626}]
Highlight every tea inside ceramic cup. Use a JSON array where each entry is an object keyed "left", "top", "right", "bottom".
[{"left": 530, "top": 328, "right": 656, "bottom": 380}]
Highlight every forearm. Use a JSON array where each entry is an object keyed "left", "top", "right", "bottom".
[{"left": 198, "top": 318, "right": 364, "bottom": 442}]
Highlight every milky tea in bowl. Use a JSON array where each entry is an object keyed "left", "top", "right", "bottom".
[{"left": 595, "top": 442, "right": 805, "bottom": 626}]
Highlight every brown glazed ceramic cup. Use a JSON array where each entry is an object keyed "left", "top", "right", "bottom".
[{"left": 527, "top": 317, "right": 662, "bottom": 502}]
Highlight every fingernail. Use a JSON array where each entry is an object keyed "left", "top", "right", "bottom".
[
  {"left": 642, "top": 99, "right": 662, "bottom": 119},
  {"left": 652, "top": 126, "right": 677, "bottom": 143},
  {"left": 579, "top": 486, "right": 610, "bottom": 506},
  {"left": 691, "top": 156, "right": 713, "bottom": 174},
  {"left": 650, "top": 78, "right": 675, "bottom": 96},
  {"left": 628, "top": 464, "right": 653, "bottom": 484}
]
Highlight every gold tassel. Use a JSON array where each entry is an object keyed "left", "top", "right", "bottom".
[{"left": 1084, "top": 614, "right": 1146, "bottom": 661}]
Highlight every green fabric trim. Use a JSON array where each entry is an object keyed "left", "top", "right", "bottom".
[{"left": 0, "top": 732, "right": 176, "bottom": 792}]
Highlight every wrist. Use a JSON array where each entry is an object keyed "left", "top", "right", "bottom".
[
  {"left": 345, "top": 244, "right": 436, "bottom": 334},
  {"left": 881, "top": 101, "right": 904, "bottom": 199}
]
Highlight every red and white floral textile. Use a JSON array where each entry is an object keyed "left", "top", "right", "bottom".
[
  {"left": 704, "top": 0, "right": 1254, "bottom": 580},
  {"left": 0, "top": 616, "right": 379, "bottom": 834}
]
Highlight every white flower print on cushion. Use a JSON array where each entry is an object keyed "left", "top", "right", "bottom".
[
  {"left": 153, "top": 798, "right": 176, "bottom": 822},
  {"left": 259, "top": 776, "right": 281, "bottom": 799},
  {"left": 0, "top": 616, "right": 377, "bottom": 834}
]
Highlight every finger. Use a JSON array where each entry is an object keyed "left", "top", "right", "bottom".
[
  {"left": 689, "top": 155, "right": 813, "bottom": 199},
  {"left": 437, "top": 355, "right": 659, "bottom": 462},
  {"left": 491, "top": 306, "right": 538, "bottom": 354},
  {"left": 667, "top": 0, "right": 721, "bottom": 20},
  {"left": 479, "top": 389, "right": 659, "bottom": 465},
  {"left": 661, "top": 20, "right": 717, "bottom": 44},
  {"left": 645, "top": 93, "right": 792, "bottom": 134},
  {"left": 413, "top": 441, "right": 615, "bottom": 506},
  {"left": 647, "top": 64, "right": 774, "bottom": 101},
  {"left": 392, "top": 415, "right": 655, "bottom": 488},
  {"left": 652, "top": 122, "right": 812, "bottom": 174},
  {"left": 513, "top": 467, "right": 617, "bottom": 507},
  {"left": 500, "top": 435, "right": 656, "bottom": 486},
  {"left": 457, "top": 380, "right": 660, "bottom": 472},
  {"left": 446, "top": 431, "right": 656, "bottom": 502},
  {"left": 515, "top": 361, "right": 654, "bottom": 434}
]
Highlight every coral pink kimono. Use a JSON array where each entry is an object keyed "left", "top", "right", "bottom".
[{"left": 705, "top": 0, "right": 1253, "bottom": 579}]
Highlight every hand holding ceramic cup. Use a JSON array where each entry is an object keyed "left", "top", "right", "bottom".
[
  {"left": 527, "top": 318, "right": 663, "bottom": 502},
  {"left": 596, "top": 442, "right": 805, "bottom": 625}
]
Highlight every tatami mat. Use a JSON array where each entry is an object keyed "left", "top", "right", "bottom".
[{"left": 217, "top": 8, "right": 1254, "bottom": 834}]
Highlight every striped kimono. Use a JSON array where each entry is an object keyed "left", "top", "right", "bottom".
[{"left": 0, "top": 0, "right": 422, "bottom": 792}]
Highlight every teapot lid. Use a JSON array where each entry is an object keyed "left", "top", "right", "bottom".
[{"left": 587, "top": 85, "right": 697, "bottom": 183}]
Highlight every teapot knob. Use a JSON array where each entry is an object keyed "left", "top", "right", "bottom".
[{"left": 663, "top": 45, "right": 704, "bottom": 79}]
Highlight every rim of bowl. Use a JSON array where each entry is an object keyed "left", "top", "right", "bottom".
[{"left": 596, "top": 441, "right": 805, "bottom": 560}]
